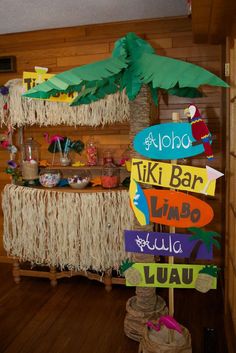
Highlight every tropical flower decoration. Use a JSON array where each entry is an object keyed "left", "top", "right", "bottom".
[
  {"left": 5, "top": 160, "right": 21, "bottom": 182},
  {"left": 0, "top": 85, "right": 9, "bottom": 111},
  {"left": 44, "top": 133, "right": 84, "bottom": 155},
  {"left": 0, "top": 130, "right": 17, "bottom": 154}
]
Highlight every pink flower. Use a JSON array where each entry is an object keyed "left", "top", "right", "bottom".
[{"left": 1, "top": 140, "right": 9, "bottom": 149}]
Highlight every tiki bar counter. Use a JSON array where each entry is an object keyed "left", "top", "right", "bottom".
[{"left": 2, "top": 184, "right": 133, "bottom": 288}]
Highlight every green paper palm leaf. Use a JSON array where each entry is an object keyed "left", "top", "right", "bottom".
[
  {"left": 22, "top": 32, "right": 228, "bottom": 105},
  {"left": 133, "top": 52, "right": 228, "bottom": 90},
  {"left": 70, "top": 76, "right": 121, "bottom": 106},
  {"left": 23, "top": 56, "right": 127, "bottom": 98},
  {"left": 121, "top": 67, "right": 142, "bottom": 100},
  {"left": 167, "top": 86, "right": 203, "bottom": 98}
]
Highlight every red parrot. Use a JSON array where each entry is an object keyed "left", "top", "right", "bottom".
[{"left": 185, "top": 104, "right": 213, "bottom": 160}]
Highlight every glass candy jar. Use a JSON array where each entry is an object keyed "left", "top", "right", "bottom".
[
  {"left": 39, "top": 169, "right": 61, "bottom": 188},
  {"left": 21, "top": 138, "right": 39, "bottom": 180},
  {"left": 101, "top": 165, "right": 120, "bottom": 189},
  {"left": 86, "top": 139, "right": 97, "bottom": 166}
]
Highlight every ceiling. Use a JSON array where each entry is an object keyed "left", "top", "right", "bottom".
[
  {"left": 192, "top": 0, "right": 236, "bottom": 43},
  {"left": 0, "top": 0, "right": 188, "bottom": 35}
]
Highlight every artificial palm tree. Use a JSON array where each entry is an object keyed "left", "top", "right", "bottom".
[
  {"left": 23, "top": 32, "right": 227, "bottom": 105},
  {"left": 23, "top": 32, "right": 228, "bottom": 341}
]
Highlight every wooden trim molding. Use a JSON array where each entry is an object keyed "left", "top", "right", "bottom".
[
  {"left": 224, "top": 300, "right": 236, "bottom": 353},
  {"left": 0, "top": 255, "right": 13, "bottom": 263}
]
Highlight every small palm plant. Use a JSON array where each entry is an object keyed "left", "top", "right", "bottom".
[{"left": 188, "top": 227, "right": 221, "bottom": 262}]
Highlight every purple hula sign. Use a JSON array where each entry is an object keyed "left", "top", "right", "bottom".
[{"left": 124, "top": 230, "right": 213, "bottom": 260}]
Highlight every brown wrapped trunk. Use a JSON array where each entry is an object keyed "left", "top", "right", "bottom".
[{"left": 124, "top": 85, "right": 168, "bottom": 341}]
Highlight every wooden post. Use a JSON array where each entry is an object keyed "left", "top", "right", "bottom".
[
  {"left": 168, "top": 112, "right": 180, "bottom": 317},
  {"left": 12, "top": 260, "right": 21, "bottom": 284}
]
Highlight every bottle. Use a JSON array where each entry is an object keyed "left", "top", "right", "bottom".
[
  {"left": 86, "top": 138, "right": 98, "bottom": 166},
  {"left": 21, "top": 138, "right": 39, "bottom": 180},
  {"left": 101, "top": 151, "right": 120, "bottom": 189}
]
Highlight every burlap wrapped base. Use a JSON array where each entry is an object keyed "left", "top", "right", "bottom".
[
  {"left": 124, "top": 295, "right": 168, "bottom": 342},
  {"left": 139, "top": 325, "right": 192, "bottom": 353}
]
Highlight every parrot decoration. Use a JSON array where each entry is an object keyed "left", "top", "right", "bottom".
[{"left": 184, "top": 104, "right": 213, "bottom": 160}]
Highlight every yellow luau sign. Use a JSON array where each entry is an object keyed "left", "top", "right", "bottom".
[
  {"left": 125, "top": 263, "right": 217, "bottom": 289},
  {"left": 131, "top": 158, "right": 217, "bottom": 196},
  {"left": 23, "top": 72, "right": 77, "bottom": 103}
]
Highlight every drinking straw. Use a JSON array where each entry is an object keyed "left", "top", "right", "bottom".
[{"left": 63, "top": 138, "right": 70, "bottom": 157}]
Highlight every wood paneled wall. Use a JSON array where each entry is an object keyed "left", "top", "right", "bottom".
[
  {"left": 0, "top": 17, "right": 225, "bottom": 262},
  {"left": 225, "top": 25, "right": 236, "bottom": 352}
]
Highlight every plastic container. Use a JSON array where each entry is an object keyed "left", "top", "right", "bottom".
[{"left": 21, "top": 138, "right": 39, "bottom": 180}]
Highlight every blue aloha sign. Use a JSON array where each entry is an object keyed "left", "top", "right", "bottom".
[{"left": 133, "top": 122, "right": 208, "bottom": 160}]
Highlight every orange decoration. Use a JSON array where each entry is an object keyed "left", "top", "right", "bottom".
[{"left": 144, "top": 189, "right": 214, "bottom": 228}]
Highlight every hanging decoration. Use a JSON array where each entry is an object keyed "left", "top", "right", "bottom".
[
  {"left": 22, "top": 33, "right": 228, "bottom": 106},
  {"left": 0, "top": 79, "right": 130, "bottom": 127}
]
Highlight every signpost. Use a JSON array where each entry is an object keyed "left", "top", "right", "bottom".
[{"left": 133, "top": 122, "right": 210, "bottom": 160}]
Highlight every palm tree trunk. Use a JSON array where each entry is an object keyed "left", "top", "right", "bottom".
[
  {"left": 124, "top": 85, "right": 167, "bottom": 341},
  {"left": 189, "top": 240, "right": 202, "bottom": 262}
]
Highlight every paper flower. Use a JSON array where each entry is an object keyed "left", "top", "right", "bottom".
[
  {"left": 5, "top": 160, "right": 20, "bottom": 182},
  {"left": 7, "top": 160, "right": 17, "bottom": 169},
  {"left": 0, "top": 86, "right": 9, "bottom": 96}
]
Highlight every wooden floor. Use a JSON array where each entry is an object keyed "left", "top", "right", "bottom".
[{"left": 0, "top": 264, "right": 228, "bottom": 353}]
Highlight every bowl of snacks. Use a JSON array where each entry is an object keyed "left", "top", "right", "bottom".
[
  {"left": 39, "top": 169, "right": 61, "bottom": 188},
  {"left": 67, "top": 171, "right": 91, "bottom": 189}
]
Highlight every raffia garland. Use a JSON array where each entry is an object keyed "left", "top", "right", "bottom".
[
  {"left": 0, "top": 79, "right": 130, "bottom": 127},
  {"left": 2, "top": 184, "right": 134, "bottom": 271}
]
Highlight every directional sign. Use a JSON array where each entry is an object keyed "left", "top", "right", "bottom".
[
  {"left": 130, "top": 158, "right": 224, "bottom": 196},
  {"left": 124, "top": 263, "right": 217, "bottom": 289},
  {"left": 129, "top": 180, "right": 214, "bottom": 227},
  {"left": 133, "top": 122, "right": 209, "bottom": 160},
  {"left": 23, "top": 72, "right": 77, "bottom": 103},
  {"left": 124, "top": 230, "right": 213, "bottom": 259}
]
